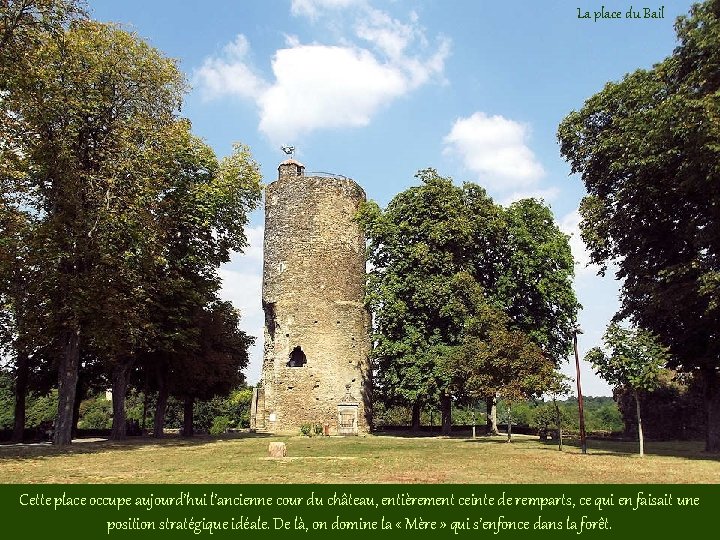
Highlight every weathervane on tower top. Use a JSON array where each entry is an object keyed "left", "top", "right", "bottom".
[{"left": 281, "top": 145, "right": 296, "bottom": 159}]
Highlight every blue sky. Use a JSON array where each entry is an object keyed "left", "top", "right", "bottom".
[{"left": 91, "top": 0, "right": 694, "bottom": 396}]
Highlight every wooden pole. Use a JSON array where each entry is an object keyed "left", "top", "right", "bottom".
[{"left": 573, "top": 327, "right": 587, "bottom": 454}]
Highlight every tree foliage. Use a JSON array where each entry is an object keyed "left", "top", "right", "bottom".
[
  {"left": 558, "top": 0, "right": 720, "bottom": 451},
  {"left": 358, "top": 171, "right": 502, "bottom": 418},
  {"left": 1, "top": 1, "right": 261, "bottom": 444},
  {"left": 358, "top": 169, "right": 577, "bottom": 426},
  {"left": 168, "top": 301, "right": 254, "bottom": 403},
  {"left": 447, "top": 297, "right": 556, "bottom": 402},
  {"left": 586, "top": 324, "right": 669, "bottom": 391},
  {"left": 447, "top": 301, "right": 557, "bottom": 441},
  {"left": 12, "top": 19, "right": 187, "bottom": 444},
  {"left": 496, "top": 200, "right": 578, "bottom": 363},
  {"left": 0, "top": 0, "right": 85, "bottom": 77}
]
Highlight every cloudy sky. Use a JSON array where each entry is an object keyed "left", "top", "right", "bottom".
[{"left": 93, "top": 0, "right": 693, "bottom": 396}]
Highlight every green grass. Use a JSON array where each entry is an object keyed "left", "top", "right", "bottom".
[{"left": 0, "top": 432, "right": 718, "bottom": 484}]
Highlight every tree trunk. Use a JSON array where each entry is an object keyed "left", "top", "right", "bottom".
[
  {"left": 506, "top": 402, "right": 513, "bottom": 443},
  {"left": 486, "top": 395, "right": 499, "bottom": 435},
  {"left": 411, "top": 402, "right": 421, "bottom": 431},
  {"left": 553, "top": 397, "right": 563, "bottom": 452},
  {"left": 634, "top": 390, "right": 644, "bottom": 457},
  {"left": 71, "top": 376, "right": 86, "bottom": 440},
  {"left": 110, "top": 361, "right": 132, "bottom": 440},
  {"left": 153, "top": 384, "right": 169, "bottom": 438},
  {"left": 152, "top": 362, "right": 168, "bottom": 437},
  {"left": 183, "top": 396, "right": 194, "bottom": 437},
  {"left": 440, "top": 393, "right": 452, "bottom": 435},
  {"left": 11, "top": 350, "right": 29, "bottom": 443},
  {"left": 54, "top": 329, "right": 81, "bottom": 446},
  {"left": 703, "top": 368, "right": 720, "bottom": 452}
]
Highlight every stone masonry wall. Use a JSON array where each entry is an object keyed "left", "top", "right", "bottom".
[{"left": 258, "top": 161, "right": 371, "bottom": 434}]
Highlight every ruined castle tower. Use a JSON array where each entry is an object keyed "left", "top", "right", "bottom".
[{"left": 250, "top": 159, "right": 371, "bottom": 434}]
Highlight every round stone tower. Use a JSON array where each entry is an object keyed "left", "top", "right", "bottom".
[{"left": 251, "top": 159, "right": 371, "bottom": 434}]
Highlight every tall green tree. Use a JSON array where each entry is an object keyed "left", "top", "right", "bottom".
[
  {"left": 497, "top": 199, "right": 578, "bottom": 364},
  {"left": 2, "top": 19, "right": 186, "bottom": 444},
  {"left": 358, "top": 170, "right": 576, "bottom": 431},
  {"left": 2, "top": 4, "right": 262, "bottom": 444},
  {"left": 558, "top": 0, "right": 720, "bottom": 451},
  {"left": 358, "top": 170, "right": 504, "bottom": 430},
  {"left": 585, "top": 323, "right": 670, "bottom": 456},
  {"left": 139, "top": 132, "right": 262, "bottom": 438},
  {"left": 446, "top": 298, "right": 557, "bottom": 442},
  {"left": 1, "top": 0, "right": 85, "bottom": 443},
  {"left": 166, "top": 301, "right": 254, "bottom": 437}
]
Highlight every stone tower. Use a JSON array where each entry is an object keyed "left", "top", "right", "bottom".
[{"left": 250, "top": 159, "right": 371, "bottom": 434}]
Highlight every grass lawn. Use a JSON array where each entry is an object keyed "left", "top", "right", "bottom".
[{"left": 0, "top": 432, "right": 718, "bottom": 484}]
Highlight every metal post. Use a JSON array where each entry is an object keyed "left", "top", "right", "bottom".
[{"left": 573, "top": 326, "right": 587, "bottom": 454}]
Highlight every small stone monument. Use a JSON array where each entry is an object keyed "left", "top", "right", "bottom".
[{"left": 268, "top": 442, "right": 287, "bottom": 458}]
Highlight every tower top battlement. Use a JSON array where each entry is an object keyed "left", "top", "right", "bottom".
[{"left": 278, "top": 159, "right": 305, "bottom": 181}]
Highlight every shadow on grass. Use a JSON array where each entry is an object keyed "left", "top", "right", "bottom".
[
  {"left": 372, "top": 430, "right": 451, "bottom": 439},
  {"left": 569, "top": 438, "right": 720, "bottom": 461},
  {"left": 468, "top": 437, "right": 720, "bottom": 462},
  {"left": 375, "top": 429, "right": 720, "bottom": 461},
  {"left": 0, "top": 431, "right": 273, "bottom": 462}
]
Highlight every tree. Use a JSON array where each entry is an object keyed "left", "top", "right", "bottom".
[
  {"left": 358, "top": 169, "right": 577, "bottom": 432},
  {"left": 613, "top": 370, "right": 705, "bottom": 440},
  {"left": 357, "top": 170, "right": 504, "bottom": 431},
  {"left": 558, "top": 0, "right": 720, "bottom": 451},
  {"left": 585, "top": 323, "right": 670, "bottom": 456},
  {"left": 166, "top": 301, "right": 253, "bottom": 437},
  {"left": 447, "top": 300, "right": 557, "bottom": 442},
  {"left": 139, "top": 134, "right": 262, "bottom": 438},
  {"left": 2, "top": 18, "right": 187, "bottom": 444},
  {"left": 534, "top": 373, "right": 572, "bottom": 450},
  {"left": 2, "top": 11, "right": 255, "bottom": 445},
  {"left": 1, "top": 0, "right": 85, "bottom": 443}
]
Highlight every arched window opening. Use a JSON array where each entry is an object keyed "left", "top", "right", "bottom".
[{"left": 287, "top": 346, "right": 307, "bottom": 367}]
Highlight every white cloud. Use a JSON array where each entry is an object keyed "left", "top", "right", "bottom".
[
  {"left": 443, "top": 112, "right": 545, "bottom": 192},
  {"left": 356, "top": 7, "right": 450, "bottom": 89},
  {"left": 194, "top": 4, "right": 449, "bottom": 143},
  {"left": 222, "top": 33, "right": 251, "bottom": 58},
  {"left": 258, "top": 44, "right": 407, "bottom": 142},
  {"left": 356, "top": 7, "right": 418, "bottom": 62},
  {"left": 195, "top": 34, "right": 267, "bottom": 101}
]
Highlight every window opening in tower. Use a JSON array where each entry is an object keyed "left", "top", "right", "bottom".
[{"left": 287, "top": 346, "right": 307, "bottom": 367}]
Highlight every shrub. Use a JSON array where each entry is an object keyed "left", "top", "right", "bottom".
[
  {"left": 77, "top": 394, "right": 112, "bottom": 429},
  {"left": 25, "top": 390, "right": 58, "bottom": 428},
  {"left": 531, "top": 402, "right": 574, "bottom": 438},
  {"left": 210, "top": 415, "right": 232, "bottom": 435},
  {"left": 0, "top": 369, "right": 14, "bottom": 430}
]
